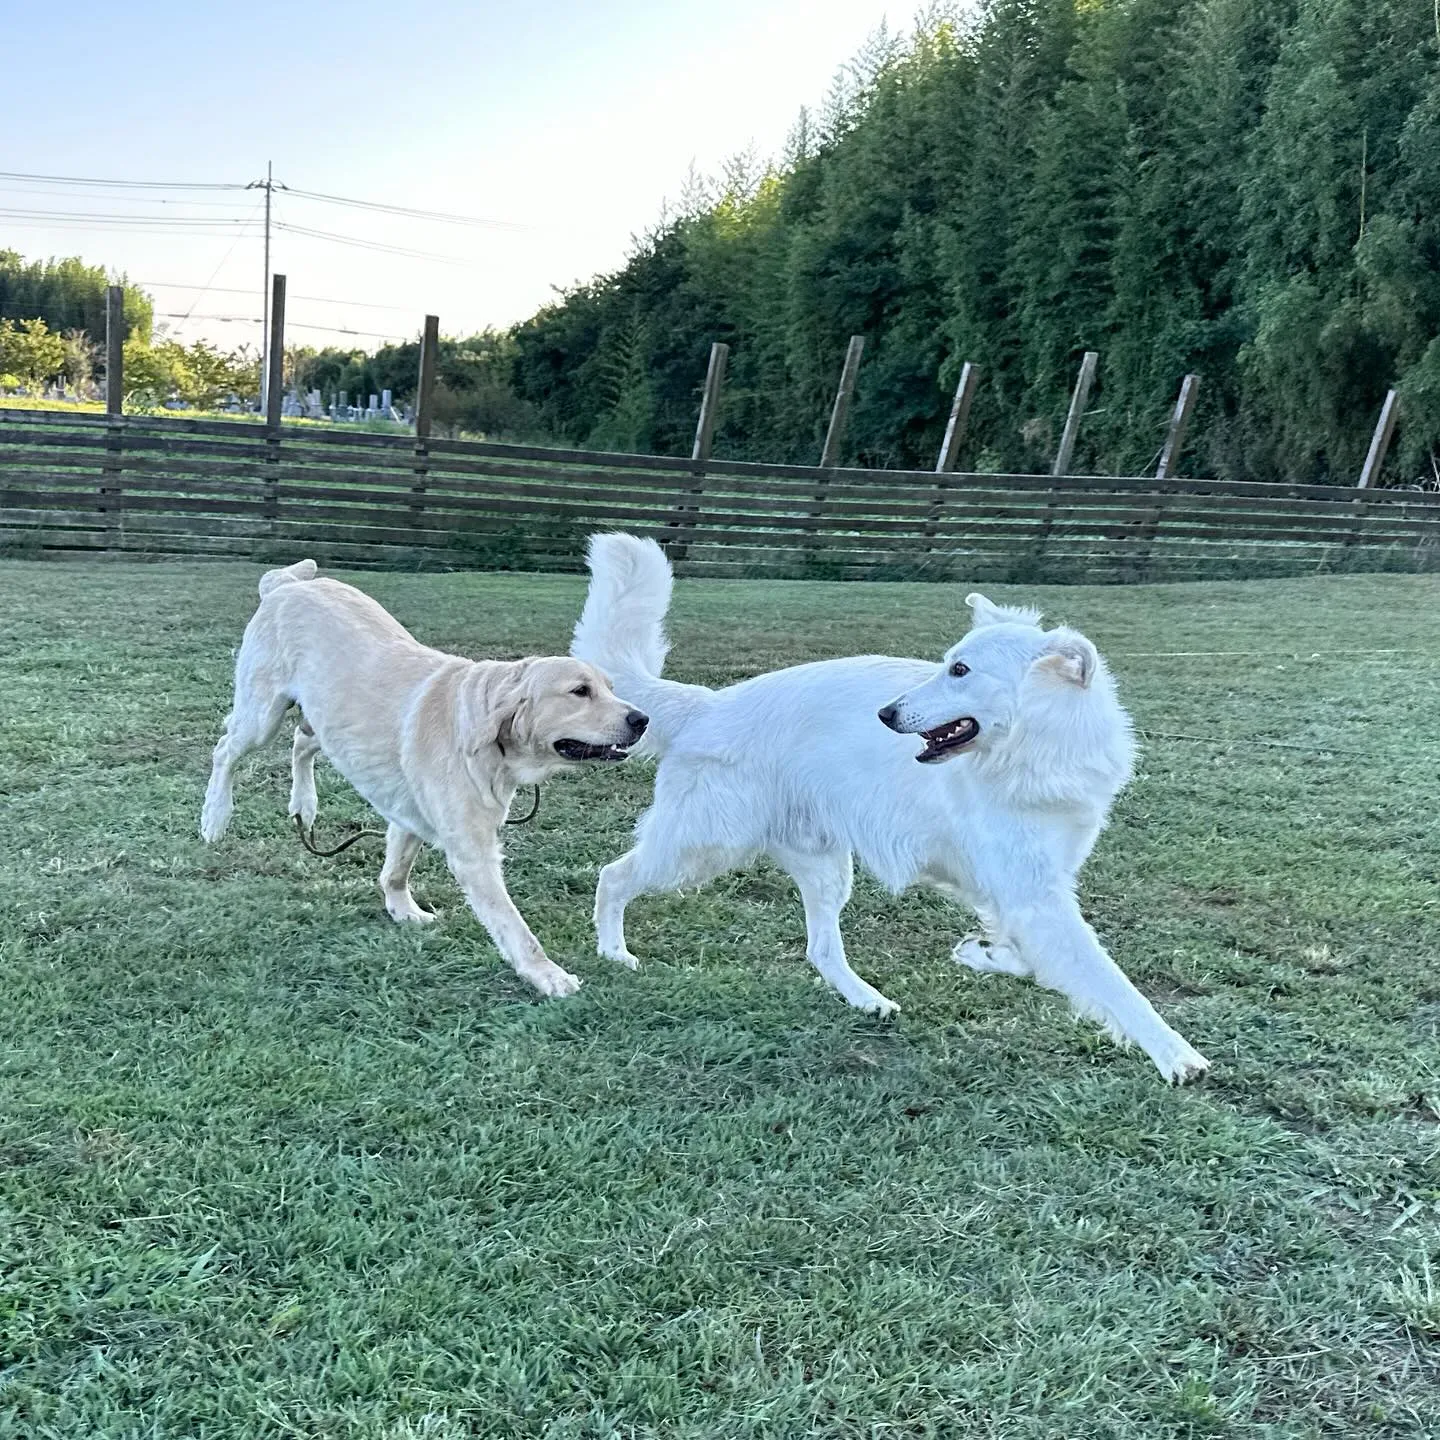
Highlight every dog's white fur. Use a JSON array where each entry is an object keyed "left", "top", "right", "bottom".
[
  {"left": 201, "top": 559, "right": 646, "bottom": 997},
  {"left": 572, "top": 534, "right": 1208, "bottom": 1082}
]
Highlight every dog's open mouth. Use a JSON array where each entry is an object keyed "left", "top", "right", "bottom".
[
  {"left": 554, "top": 738, "right": 632, "bottom": 763},
  {"left": 916, "top": 716, "right": 980, "bottom": 763}
]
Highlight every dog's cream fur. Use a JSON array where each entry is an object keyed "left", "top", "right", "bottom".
[
  {"left": 201, "top": 559, "right": 646, "bottom": 997},
  {"left": 572, "top": 534, "right": 1208, "bottom": 1082}
]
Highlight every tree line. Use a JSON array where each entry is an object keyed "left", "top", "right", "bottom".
[
  {"left": 0, "top": 242, "right": 526, "bottom": 425},
  {"left": 7, "top": 0, "right": 1436, "bottom": 481},
  {"left": 508, "top": 0, "right": 1440, "bottom": 486},
  {"left": 0, "top": 250, "right": 152, "bottom": 344},
  {"left": 0, "top": 250, "right": 261, "bottom": 409},
  {"left": 289, "top": 331, "right": 538, "bottom": 435}
]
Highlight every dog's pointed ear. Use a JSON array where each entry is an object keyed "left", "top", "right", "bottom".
[
  {"left": 1032, "top": 628, "right": 1099, "bottom": 689},
  {"left": 965, "top": 592, "right": 1043, "bottom": 629}
]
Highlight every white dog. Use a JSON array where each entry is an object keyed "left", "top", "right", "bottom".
[
  {"left": 572, "top": 534, "right": 1208, "bottom": 1082},
  {"left": 201, "top": 559, "right": 648, "bottom": 997}
]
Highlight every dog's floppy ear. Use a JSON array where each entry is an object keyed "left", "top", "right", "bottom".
[
  {"left": 965, "top": 592, "right": 1043, "bottom": 630},
  {"left": 1032, "top": 628, "right": 1099, "bottom": 689},
  {"left": 465, "top": 661, "right": 528, "bottom": 754}
]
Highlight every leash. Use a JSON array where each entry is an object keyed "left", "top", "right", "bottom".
[
  {"left": 507, "top": 786, "right": 542, "bottom": 824},
  {"left": 292, "top": 785, "right": 541, "bottom": 858},
  {"left": 294, "top": 815, "right": 383, "bottom": 857}
]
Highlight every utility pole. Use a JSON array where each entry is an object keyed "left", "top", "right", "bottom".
[{"left": 247, "top": 161, "right": 283, "bottom": 414}]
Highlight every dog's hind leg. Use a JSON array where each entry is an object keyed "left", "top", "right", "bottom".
[
  {"left": 953, "top": 935, "right": 1030, "bottom": 977},
  {"left": 772, "top": 847, "right": 899, "bottom": 1018},
  {"left": 594, "top": 849, "right": 648, "bottom": 969},
  {"left": 380, "top": 824, "right": 436, "bottom": 924},
  {"left": 926, "top": 882, "right": 1032, "bottom": 978},
  {"left": 955, "top": 909, "right": 1029, "bottom": 977},
  {"left": 594, "top": 841, "right": 745, "bottom": 970},
  {"left": 200, "top": 667, "right": 292, "bottom": 843},
  {"left": 1006, "top": 895, "right": 1209, "bottom": 1084},
  {"left": 288, "top": 721, "right": 323, "bottom": 830}
]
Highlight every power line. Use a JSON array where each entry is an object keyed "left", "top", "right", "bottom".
[
  {"left": 0, "top": 219, "right": 262, "bottom": 239},
  {"left": 138, "top": 281, "right": 412, "bottom": 312},
  {"left": 0, "top": 206, "right": 257, "bottom": 227},
  {"left": 0, "top": 300, "right": 408, "bottom": 343},
  {"left": 155, "top": 311, "right": 411, "bottom": 341},
  {"left": 283, "top": 185, "right": 524, "bottom": 231},
  {"left": 174, "top": 196, "right": 265, "bottom": 328},
  {"left": 255, "top": 162, "right": 276, "bottom": 414},
  {"left": 3, "top": 164, "right": 498, "bottom": 354},
  {"left": 0, "top": 169, "right": 245, "bottom": 191},
  {"left": 275, "top": 221, "right": 470, "bottom": 265},
  {"left": 0, "top": 297, "right": 413, "bottom": 341},
  {"left": 0, "top": 167, "right": 525, "bottom": 231},
  {"left": 157, "top": 312, "right": 260, "bottom": 322},
  {"left": 4, "top": 296, "right": 411, "bottom": 344},
  {"left": 0, "top": 185, "right": 258, "bottom": 211},
  {"left": 291, "top": 320, "right": 410, "bottom": 338}
]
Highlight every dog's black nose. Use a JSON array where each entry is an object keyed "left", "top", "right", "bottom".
[
  {"left": 877, "top": 704, "right": 900, "bottom": 731},
  {"left": 627, "top": 710, "right": 649, "bottom": 736}
]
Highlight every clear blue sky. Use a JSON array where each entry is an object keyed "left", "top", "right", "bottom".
[{"left": 5, "top": 0, "right": 917, "bottom": 352}]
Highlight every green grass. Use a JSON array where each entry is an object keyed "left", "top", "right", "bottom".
[
  {"left": 0, "top": 397, "right": 108, "bottom": 415},
  {"left": 1, "top": 560, "right": 1438, "bottom": 1439},
  {"left": 0, "top": 399, "right": 413, "bottom": 434}
]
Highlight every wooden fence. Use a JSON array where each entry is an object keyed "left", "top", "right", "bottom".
[
  {"left": 1, "top": 276, "right": 1437, "bottom": 583},
  {"left": 3, "top": 405, "right": 1439, "bottom": 583}
]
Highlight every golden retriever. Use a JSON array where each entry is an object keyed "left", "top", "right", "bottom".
[{"left": 200, "top": 559, "right": 647, "bottom": 997}]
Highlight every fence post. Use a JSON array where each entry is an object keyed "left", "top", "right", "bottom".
[
  {"left": 1052, "top": 350, "right": 1098, "bottom": 477},
  {"left": 263, "top": 274, "right": 286, "bottom": 535},
  {"left": 105, "top": 285, "right": 124, "bottom": 421},
  {"left": 935, "top": 361, "right": 979, "bottom": 474},
  {"left": 410, "top": 314, "right": 440, "bottom": 531},
  {"left": 820, "top": 335, "right": 864, "bottom": 469},
  {"left": 811, "top": 334, "right": 864, "bottom": 552},
  {"left": 1156, "top": 373, "right": 1200, "bottom": 480},
  {"left": 265, "top": 275, "right": 286, "bottom": 435},
  {"left": 926, "top": 361, "right": 979, "bottom": 557},
  {"left": 668, "top": 340, "right": 728, "bottom": 563},
  {"left": 692, "top": 341, "right": 728, "bottom": 462},
  {"left": 101, "top": 285, "right": 125, "bottom": 547},
  {"left": 1357, "top": 389, "right": 1399, "bottom": 489}
]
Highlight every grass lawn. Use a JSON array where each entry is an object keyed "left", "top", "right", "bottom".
[
  {"left": 1, "top": 559, "right": 1438, "bottom": 1438},
  {"left": 0, "top": 398, "right": 413, "bottom": 434}
]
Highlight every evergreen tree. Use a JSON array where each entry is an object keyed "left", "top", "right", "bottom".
[
  {"left": 0, "top": 251, "right": 152, "bottom": 344},
  {"left": 502, "top": 1, "right": 1440, "bottom": 485}
]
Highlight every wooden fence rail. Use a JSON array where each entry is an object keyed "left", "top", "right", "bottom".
[{"left": 2, "top": 406, "right": 1438, "bottom": 583}]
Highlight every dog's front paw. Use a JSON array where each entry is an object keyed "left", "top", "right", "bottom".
[
  {"left": 387, "top": 896, "right": 438, "bottom": 925},
  {"left": 843, "top": 981, "right": 900, "bottom": 1019},
  {"left": 523, "top": 962, "right": 583, "bottom": 999},
  {"left": 199, "top": 803, "right": 230, "bottom": 844},
  {"left": 1158, "top": 1043, "right": 1211, "bottom": 1085},
  {"left": 288, "top": 798, "right": 318, "bottom": 831}
]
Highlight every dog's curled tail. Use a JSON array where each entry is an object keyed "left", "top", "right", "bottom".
[
  {"left": 258, "top": 558, "right": 318, "bottom": 598},
  {"left": 572, "top": 532, "right": 708, "bottom": 752}
]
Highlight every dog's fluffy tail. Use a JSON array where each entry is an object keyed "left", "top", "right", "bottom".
[
  {"left": 258, "top": 558, "right": 318, "bottom": 598},
  {"left": 572, "top": 533, "right": 710, "bottom": 753}
]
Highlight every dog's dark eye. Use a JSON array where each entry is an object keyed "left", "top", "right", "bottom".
[
  {"left": 571, "top": 684, "right": 592, "bottom": 699},
  {"left": 949, "top": 661, "right": 970, "bottom": 678}
]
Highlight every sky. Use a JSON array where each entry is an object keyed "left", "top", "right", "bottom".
[{"left": 4, "top": 0, "right": 919, "bottom": 354}]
